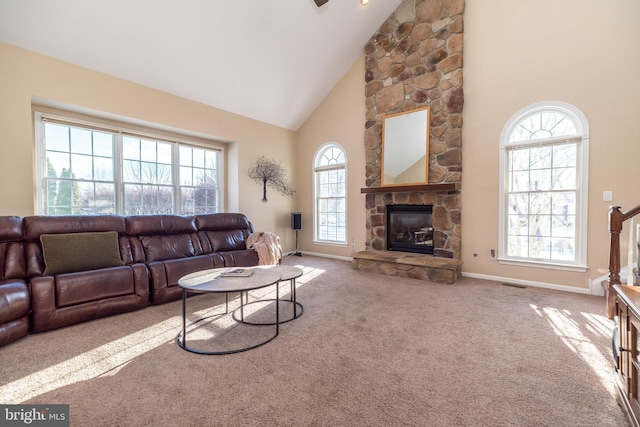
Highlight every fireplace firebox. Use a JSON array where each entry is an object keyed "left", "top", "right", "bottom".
[{"left": 386, "top": 205, "right": 433, "bottom": 254}]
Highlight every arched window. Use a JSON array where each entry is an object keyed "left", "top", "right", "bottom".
[
  {"left": 499, "top": 102, "right": 589, "bottom": 270},
  {"left": 313, "top": 143, "right": 347, "bottom": 244}
]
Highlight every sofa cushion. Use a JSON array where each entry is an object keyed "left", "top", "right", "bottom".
[
  {"left": 162, "top": 255, "right": 216, "bottom": 288},
  {"left": 140, "top": 234, "right": 195, "bottom": 262},
  {"left": 220, "top": 249, "right": 260, "bottom": 267},
  {"left": 126, "top": 215, "right": 196, "bottom": 236},
  {"left": 0, "top": 242, "right": 25, "bottom": 280},
  {"left": 41, "top": 231, "right": 124, "bottom": 276},
  {"left": 200, "top": 229, "right": 249, "bottom": 252},
  {"left": 0, "top": 216, "right": 23, "bottom": 242},
  {"left": 195, "top": 213, "right": 252, "bottom": 231},
  {"left": 24, "top": 215, "right": 127, "bottom": 239},
  {"left": 0, "top": 216, "right": 25, "bottom": 281},
  {"left": 55, "top": 266, "right": 134, "bottom": 308}
]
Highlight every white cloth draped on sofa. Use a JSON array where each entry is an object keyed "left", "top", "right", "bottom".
[{"left": 247, "top": 231, "right": 282, "bottom": 265}]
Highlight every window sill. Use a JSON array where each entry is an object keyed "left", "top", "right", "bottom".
[{"left": 498, "top": 258, "right": 588, "bottom": 273}]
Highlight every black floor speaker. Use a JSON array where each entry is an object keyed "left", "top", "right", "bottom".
[
  {"left": 291, "top": 213, "right": 302, "bottom": 256},
  {"left": 291, "top": 212, "right": 302, "bottom": 230}
]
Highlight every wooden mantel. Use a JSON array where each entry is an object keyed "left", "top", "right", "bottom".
[{"left": 360, "top": 183, "right": 459, "bottom": 194}]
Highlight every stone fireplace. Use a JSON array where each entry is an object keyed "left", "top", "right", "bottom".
[
  {"left": 353, "top": 187, "right": 462, "bottom": 284},
  {"left": 367, "top": 188, "right": 459, "bottom": 259},
  {"left": 361, "top": 0, "right": 463, "bottom": 259},
  {"left": 352, "top": 0, "right": 464, "bottom": 284}
]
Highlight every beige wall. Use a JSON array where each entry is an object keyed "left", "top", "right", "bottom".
[
  {"left": 3, "top": 0, "right": 639, "bottom": 290},
  {"left": 462, "top": 0, "right": 640, "bottom": 290},
  {"left": 0, "top": 42, "right": 298, "bottom": 249},
  {"left": 296, "top": 56, "right": 367, "bottom": 259},
  {"left": 297, "top": 0, "right": 640, "bottom": 291}
]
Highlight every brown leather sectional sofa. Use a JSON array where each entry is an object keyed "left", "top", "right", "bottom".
[
  {"left": 0, "top": 216, "right": 30, "bottom": 347},
  {"left": 0, "top": 213, "right": 259, "bottom": 347}
]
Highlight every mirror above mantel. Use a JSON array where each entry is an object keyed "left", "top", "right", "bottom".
[{"left": 381, "top": 106, "right": 430, "bottom": 186}]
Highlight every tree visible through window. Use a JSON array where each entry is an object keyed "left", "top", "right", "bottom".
[
  {"left": 122, "top": 136, "right": 173, "bottom": 215},
  {"left": 37, "top": 114, "right": 221, "bottom": 216},
  {"left": 179, "top": 145, "right": 219, "bottom": 214},
  {"left": 500, "top": 102, "right": 589, "bottom": 269},
  {"left": 314, "top": 143, "right": 346, "bottom": 244},
  {"left": 44, "top": 122, "right": 116, "bottom": 215}
]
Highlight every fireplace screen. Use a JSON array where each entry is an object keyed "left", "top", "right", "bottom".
[{"left": 386, "top": 205, "right": 433, "bottom": 254}]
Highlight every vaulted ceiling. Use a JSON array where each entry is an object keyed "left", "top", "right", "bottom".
[{"left": 0, "top": 0, "right": 404, "bottom": 130}]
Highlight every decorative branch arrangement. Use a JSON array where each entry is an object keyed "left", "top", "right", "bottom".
[{"left": 248, "top": 156, "right": 295, "bottom": 202}]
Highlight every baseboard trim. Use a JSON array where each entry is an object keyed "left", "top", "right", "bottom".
[
  {"left": 284, "top": 251, "right": 353, "bottom": 262},
  {"left": 287, "top": 252, "right": 607, "bottom": 296},
  {"left": 461, "top": 272, "right": 593, "bottom": 295}
]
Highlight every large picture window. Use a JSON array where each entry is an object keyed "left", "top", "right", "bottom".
[
  {"left": 499, "top": 102, "right": 589, "bottom": 270},
  {"left": 313, "top": 143, "right": 347, "bottom": 244},
  {"left": 36, "top": 112, "right": 222, "bottom": 216}
]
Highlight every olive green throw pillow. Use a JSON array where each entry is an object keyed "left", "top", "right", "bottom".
[{"left": 41, "top": 231, "right": 124, "bottom": 276}]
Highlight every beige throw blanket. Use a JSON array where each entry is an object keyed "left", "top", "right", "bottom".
[{"left": 246, "top": 231, "right": 282, "bottom": 265}]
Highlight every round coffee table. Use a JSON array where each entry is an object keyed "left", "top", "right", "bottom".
[
  {"left": 176, "top": 267, "right": 281, "bottom": 355},
  {"left": 232, "top": 265, "right": 304, "bottom": 325}
]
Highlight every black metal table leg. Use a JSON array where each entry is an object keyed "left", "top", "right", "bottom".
[{"left": 181, "top": 289, "right": 187, "bottom": 349}]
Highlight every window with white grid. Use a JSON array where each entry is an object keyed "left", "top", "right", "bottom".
[
  {"left": 314, "top": 143, "right": 347, "bottom": 244},
  {"left": 499, "top": 102, "right": 589, "bottom": 271},
  {"left": 35, "top": 112, "right": 222, "bottom": 216}
]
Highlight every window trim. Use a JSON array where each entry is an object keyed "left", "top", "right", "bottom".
[
  {"left": 313, "top": 142, "right": 348, "bottom": 246},
  {"left": 34, "top": 111, "right": 225, "bottom": 215},
  {"left": 498, "top": 101, "right": 589, "bottom": 271}
]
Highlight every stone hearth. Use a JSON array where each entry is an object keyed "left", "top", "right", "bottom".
[{"left": 352, "top": 250, "right": 462, "bottom": 284}]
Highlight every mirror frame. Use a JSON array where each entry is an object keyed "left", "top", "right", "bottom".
[{"left": 381, "top": 106, "right": 430, "bottom": 187}]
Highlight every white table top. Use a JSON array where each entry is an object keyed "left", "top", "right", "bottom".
[
  {"left": 178, "top": 267, "right": 282, "bottom": 293},
  {"left": 255, "top": 265, "right": 303, "bottom": 281}
]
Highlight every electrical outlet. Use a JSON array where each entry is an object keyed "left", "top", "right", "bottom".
[
  {"left": 490, "top": 249, "right": 496, "bottom": 260},
  {"left": 351, "top": 239, "right": 355, "bottom": 249}
]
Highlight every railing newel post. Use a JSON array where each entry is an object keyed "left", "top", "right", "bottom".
[{"left": 606, "top": 206, "right": 623, "bottom": 319}]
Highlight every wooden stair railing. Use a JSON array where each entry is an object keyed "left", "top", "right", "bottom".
[{"left": 605, "top": 204, "right": 640, "bottom": 319}]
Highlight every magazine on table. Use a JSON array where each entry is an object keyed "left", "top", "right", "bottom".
[{"left": 221, "top": 268, "right": 255, "bottom": 277}]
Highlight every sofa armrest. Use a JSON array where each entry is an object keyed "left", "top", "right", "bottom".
[
  {"left": 0, "top": 279, "right": 30, "bottom": 324},
  {"left": 29, "top": 275, "right": 55, "bottom": 332},
  {"left": 0, "top": 279, "right": 30, "bottom": 346},
  {"left": 131, "top": 263, "right": 150, "bottom": 299}
]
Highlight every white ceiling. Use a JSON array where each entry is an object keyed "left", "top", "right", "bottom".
[{"left": 0, "top": 0, "right": 404, "bottom": 130}]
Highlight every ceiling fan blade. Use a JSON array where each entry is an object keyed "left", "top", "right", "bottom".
[{"left": 313, "top": 0, "right": 329, "bottom": 7}]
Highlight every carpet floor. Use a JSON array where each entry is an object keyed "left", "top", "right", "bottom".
[{"left": 0, "top": 256, "right": 628, "bottom": 426}]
